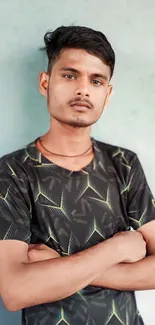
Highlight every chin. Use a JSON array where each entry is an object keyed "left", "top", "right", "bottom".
[
  {"left": 55, "top": 115, "right": 97, "bottom": 128},
  {"left": 67, "top": 119, "right": 94, "bottom": 128}
]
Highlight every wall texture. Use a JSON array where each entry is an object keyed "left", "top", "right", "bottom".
[{"left": 0, "top": 1, "right": 155, "bottom": 324}]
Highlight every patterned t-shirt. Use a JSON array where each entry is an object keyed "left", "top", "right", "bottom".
[{"left": 0, "top": 138, "right": 155, "bottom": 325}]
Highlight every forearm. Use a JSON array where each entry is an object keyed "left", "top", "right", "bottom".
[
  {"left": 6, "top": 237, "right": 123, "bottom": 311},
  {"left": 91, "top": 255, "right": 155, "bottom": 291}
]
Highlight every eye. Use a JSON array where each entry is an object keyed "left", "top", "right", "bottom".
[
  {"left": 92, "top": 79, "right": 103, "bottom": 86},
  {"left": 64, "top": 74, "right": 76, "bottom": 80}
]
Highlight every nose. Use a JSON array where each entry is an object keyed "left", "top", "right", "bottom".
[{"left": 74, "top": 78, "right": 90, "bottom": 97}]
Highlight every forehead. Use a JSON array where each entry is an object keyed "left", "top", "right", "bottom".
[{"left": 53, "top": 48, "right": 111, "bottom": 78}]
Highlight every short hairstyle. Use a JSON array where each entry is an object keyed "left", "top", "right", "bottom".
[{"left": 42, "top": 26, "right": 115, "bottom": 79}]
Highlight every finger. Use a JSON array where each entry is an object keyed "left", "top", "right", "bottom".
[
  {"left": 113, "top": 231, "right": 126, "bottom": 237},
  {"left": 28, "top": 244, "right": 40, "bottom": 250},
  {"left": 28, "top": 244, "right": 49, "bottom": 251}
]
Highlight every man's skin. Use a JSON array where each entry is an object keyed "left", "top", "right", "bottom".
[
  {"left": 37, "top": 47, "right": 155, "bottom": 291},
  {"left": 0, "top": 48, "right": 155, "bottom": 312},
  {"left": 28, "top": 225, "right": 155, "bottom": 292}
]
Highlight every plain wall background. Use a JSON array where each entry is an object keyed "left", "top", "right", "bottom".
[{"left": 0, "top": 1, "right": 155, "bottom": 324}]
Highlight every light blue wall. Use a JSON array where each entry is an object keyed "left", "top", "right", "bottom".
[{"left": 0, "top": 1, "right": 155, "bottom": 324}]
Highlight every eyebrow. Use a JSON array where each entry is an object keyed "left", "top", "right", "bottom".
[{"left": 60, "top": 67, "right": 108, "bottom": 82}]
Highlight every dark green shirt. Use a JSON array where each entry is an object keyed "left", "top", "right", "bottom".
[{"left": 0, "top": 138, "right": 155, "bottom": 325}]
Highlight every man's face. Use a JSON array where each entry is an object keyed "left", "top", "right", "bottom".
[{"left": 39, "top": 48, "right": 113, "bottom": 128}]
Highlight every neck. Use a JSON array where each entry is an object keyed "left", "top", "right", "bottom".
[{"left": 40, "top": 118, "right": 92, "bottom": 156}]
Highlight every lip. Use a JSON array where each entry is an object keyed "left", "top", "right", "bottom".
[{"left": 71, "top": 102, "right": 91, "bottom": 109}]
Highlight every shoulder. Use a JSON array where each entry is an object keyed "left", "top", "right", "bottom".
[
  {"left": 94, "top": 139, "right": 137, "bottom": 166},
  {"left": 0, "top": 140, "right": 36, "bottom": 177},
  {"left": 0, "top": 148, "right": 27, "bottom": 167}
]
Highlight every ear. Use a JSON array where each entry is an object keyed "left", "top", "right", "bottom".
[
  {"left": 104, "top": 84, "right": 113, "bottom": 108},
  {"left": 39, "top": 72, "right": 49, "bottom": 97}
]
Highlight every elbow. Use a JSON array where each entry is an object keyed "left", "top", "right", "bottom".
[
  {"left": 3, "top": 300, "right": 20, "bottom": 312},
  {"left": 1, "top": 285, "right": 22, "bottom": 312}
]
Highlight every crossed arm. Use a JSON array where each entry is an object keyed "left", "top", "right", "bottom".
[
  {"left": 91, "top": 254, "right": 155, "bottom": 290},
  {"left": 29, "top": 221, "right": 155, "bottom": 292},
  {"left": 92, "top": 222, "right": 155, "bottom": 290},
  {"left": 0, "top": 222, "right": 155, "bottom": 312}
]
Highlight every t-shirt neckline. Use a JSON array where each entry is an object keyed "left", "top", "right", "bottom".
[{"left": 26, "top": 137, "right": 101, "bottom": 178}]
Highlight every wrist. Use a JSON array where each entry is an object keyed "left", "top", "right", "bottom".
[
  {"left": 107, "top": 235, "right": 126, "bottom": 263},
  {"left": 99, "top": 236, "right": 125, "bottom": 265}
]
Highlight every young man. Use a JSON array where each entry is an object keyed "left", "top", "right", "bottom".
[{"left": 0, "top": 25, "right": 155, "bottom": 325}]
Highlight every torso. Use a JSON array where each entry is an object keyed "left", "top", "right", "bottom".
[{"left": 0, "top": 138, "right": 144, "bottom": 325}]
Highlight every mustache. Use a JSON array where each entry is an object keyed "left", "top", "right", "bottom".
[{"left": 68, "top": 97, "right": 94, "bottom": 109}]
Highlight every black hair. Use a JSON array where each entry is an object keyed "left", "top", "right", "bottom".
[{"left": 42, "top": 25, "right": 115, "bottom": 79}]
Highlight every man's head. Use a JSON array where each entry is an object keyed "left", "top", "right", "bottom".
[{"left": 39, "top": 26, "right": 115, "bottom": 128}]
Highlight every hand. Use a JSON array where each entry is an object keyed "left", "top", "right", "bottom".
[
  {"left": 114, "top": 230, "right": 146, "bottom": 263},
  {"left": 28, "top": 244, "right": 60, "bottom": 263}
]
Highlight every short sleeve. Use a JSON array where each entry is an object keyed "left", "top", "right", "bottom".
[
  {"left": 0, "top": 156, "right": 31, "bottom": 243},
  {"left": 127, "top": 154, "right": 155, "bottom": 230}
]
